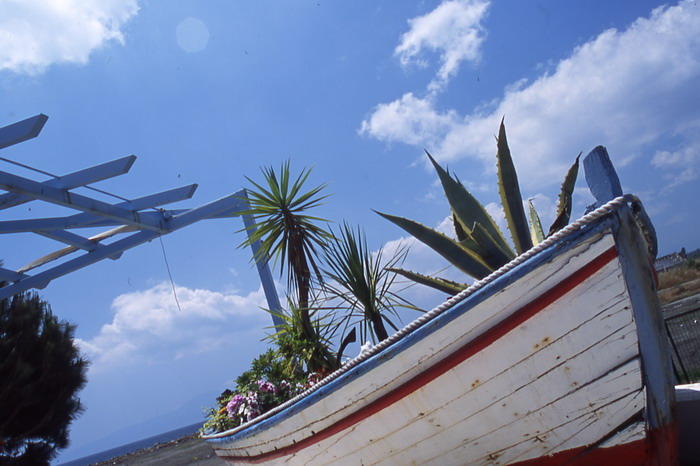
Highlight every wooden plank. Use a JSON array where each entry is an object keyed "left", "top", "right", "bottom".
[
  {"left": 0, "top": 184, "right": 198, "bottom": 233},
  {"left": 0, "top": 155, "right": 136, "bottom": 210},
  {"left": 614, "top": 208, "right": 675, "bottom": 430},
  {"left": 212, "top": 232, "right": 634, "bottom": 463},
  {"left": 0, "top": 267, "right": 27, "bottom": 282},
  {"left": 212, "top": 232, "right": 616, "bottom": 457},
  {"left": 584, "top": 146, "right": 622, "bottom": 208},
  {"left": 0, "top": 114, "right": 48, "bottom": 150},
  {"left": 0, "top": 192, "right": 246, "bottom": 300},
  {"left": 0, "top": 170, "right": 169, "bottom": 231},
  {"left": 19, "top": 226, "right": 134, "bottom": 273},
  {"left": 322, "top": 262, "right": 640, "bottom": 464},
  {"left": 598, "top": 421, "right": 647, "bottom": 448},
  {"left": 249, "top": 260, "right": 641, "bottom": 464},
  {"left": 433, "top": 364, "right": 644, "bottom": 465}
]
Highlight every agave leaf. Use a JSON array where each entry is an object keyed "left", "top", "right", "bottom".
[
  {"left": 470, "top": 222, "right": 516, "bottom": 268},
  {"left": 376, "top": 211, "right": 492, "bottom": 279},
  {"left": 387, "top": 268, "right": 468, "bottom": 295},
  {"left": 496, "top": 118, "right": 533, "bottom": 255},
  {"left": 426, "top": 151, "right": 514, "bottom": 257},
  {"left": 453, "top": 220, "right": 514, "bottom": 270},
  {"left": 450, "top": 216, "right": 507, "bottom": 268},
  {"left": 452, "top": 212, "right": 469, "bottom": 242},
  {"left": 548, "top": 153, "right": 580, "bottom": 236},
  {"left": 528, "top": 200, "right": 545, "bottom": 245}
]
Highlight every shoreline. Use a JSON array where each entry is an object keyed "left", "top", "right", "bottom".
[{"left": 92, "top": 433, "right": 222, "bottom": 465}]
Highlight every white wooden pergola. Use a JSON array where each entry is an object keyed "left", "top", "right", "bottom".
[{"left": 0, "top": 114, "right": 281, "bottom": 325}]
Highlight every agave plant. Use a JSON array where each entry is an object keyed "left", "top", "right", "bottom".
[
  {"left": 378, "top": 119, "right": 580, "bottom": 294},
  {"left": 322, "top": 223, "right": 419, "bottom": 344},
  {"left": 238, "top": 161, "right": 333, "bottom": 338},
  {"left": 528, "top": 199, "right": 545, "bottom": 245}
]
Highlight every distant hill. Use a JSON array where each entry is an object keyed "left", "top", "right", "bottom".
[{"left": 55, "top": 390, "right": 216, "bottom": 464}]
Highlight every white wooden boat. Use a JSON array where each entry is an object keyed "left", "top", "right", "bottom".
[{"left": 203, "top": 148, "right": 677, "bottom": 465}]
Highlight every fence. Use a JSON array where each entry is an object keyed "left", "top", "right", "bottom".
[{"left": 664, "top": 296, "right": 700, "bottom": 385}]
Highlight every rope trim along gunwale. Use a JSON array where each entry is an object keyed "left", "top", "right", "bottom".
[{"left": 203, "top": 194, "right": 644, "bottom": 440}]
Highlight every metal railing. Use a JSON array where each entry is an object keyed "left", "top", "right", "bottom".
[{"left": 664, "top": 296, "right": 700, "bottom": 384}]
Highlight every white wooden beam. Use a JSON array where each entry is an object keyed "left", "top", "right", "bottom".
[
  {"left": 0, "top": 114, "right": 48, "bottom": 150},
  {"left": 0, "top": 155, "right": 136, "bottom": 210}
]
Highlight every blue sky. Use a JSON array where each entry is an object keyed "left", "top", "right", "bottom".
[{"left": 1, "top": 0, "right": 699, "bottom": 462}]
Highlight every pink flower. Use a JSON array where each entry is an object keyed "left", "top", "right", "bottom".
[
  {"left": 246, "top": 392, "right": 258, "bottom": 408},
  {"left": 257, "top": 380, "right": 277, "bottom": 393},
  {"left": 307, "top": 372, "right": 322, "bottom": 386}
]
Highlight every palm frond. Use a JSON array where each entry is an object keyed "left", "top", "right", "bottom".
[
  {"left": 323, "top": 223, "right": 419, "bottom": 343},
  {"left": 237, "top": 161, "right": 332, "bottom": 311}
]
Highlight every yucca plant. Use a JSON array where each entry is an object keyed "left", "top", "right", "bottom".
[
  {"left": 322, "top": 223, "right": 419, "bottom": 344},
  {"left": 378, "top": 119, "right": 580, "bottom": 294},
  {"left": 238, "top": 161, "right": 333, "bottom": 339}
]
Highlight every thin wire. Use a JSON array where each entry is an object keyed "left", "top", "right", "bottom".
[
  {"left": 159, "top": 234, "right": 182, "bottom": 312},
  {"left": 0, "top": 156, "right": 54, "bottom": 177}
]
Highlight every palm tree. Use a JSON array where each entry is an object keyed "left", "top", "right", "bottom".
[{"left": 239, "top": 161, "right": 334, "bottom": 361}]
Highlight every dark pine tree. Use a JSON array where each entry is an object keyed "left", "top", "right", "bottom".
[{"left": 0, "top": 288, "right": 88, "bottom": 465}]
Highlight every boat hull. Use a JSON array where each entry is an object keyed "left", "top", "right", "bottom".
[{"left": 205, "top": 207, "right": 676, "bottom": 465}]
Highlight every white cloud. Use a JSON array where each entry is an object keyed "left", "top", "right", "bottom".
[
  {"left": 661, "top": 166, "right": 698, "bottom": 193},
  {"left": 363, "top": 1, "right": 700, "bottom": 191},
  {"left": 359, "top": 92, "right": 459, "bottom": 148},
  {"left": 76, "top": 283, "right": 270, "bottom": 370},
  {"left": 0, "top": 0, "right": 140, "bottom": 75},
  {"left": 395, "top": 0, "right": 490, "bottom": 92},
  {"left": 651, "top": 142, "right": 700, "bottom": 192},
  {"left": 652, "top": 146, "right": 699, "bottom": 168}
]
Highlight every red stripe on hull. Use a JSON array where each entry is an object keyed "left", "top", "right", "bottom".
[
  {"left": 511, "top": 422, "right": 677, "bottom": 466},
  {"left": 221, "top": 246, "right": 620, "bottom": 464}
]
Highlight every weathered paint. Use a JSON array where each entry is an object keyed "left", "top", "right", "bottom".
[
  {"left": 584, "top": 146, "right": 623, "bottom": 208},
  {"left": 613, "top": 207, "right": 677, "bottom": 464},
  {"left": 206, "top": 211, "right": 676, "bottom": 464},
  {"left": 511, "top": 423, "right": 677, "bottom": 465}
]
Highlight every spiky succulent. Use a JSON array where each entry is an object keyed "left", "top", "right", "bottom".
[{"left": 379, "top": 119, "right": 580, "bottom": 294}]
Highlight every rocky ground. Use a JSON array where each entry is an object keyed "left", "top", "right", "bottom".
[{"left": 92, "top": 434, "right": 223, "bottom": 465}]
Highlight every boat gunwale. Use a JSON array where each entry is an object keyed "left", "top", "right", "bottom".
[{"left": 203, "top": 195, "right": 645, "bottom": 443}]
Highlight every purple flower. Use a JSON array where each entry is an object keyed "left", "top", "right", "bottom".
[
  {"left": 225, "top": 394, "right": 246, "bottom": 418},
  {"left": 257, "top": 380, "right": 277, "bottom": 393}
]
